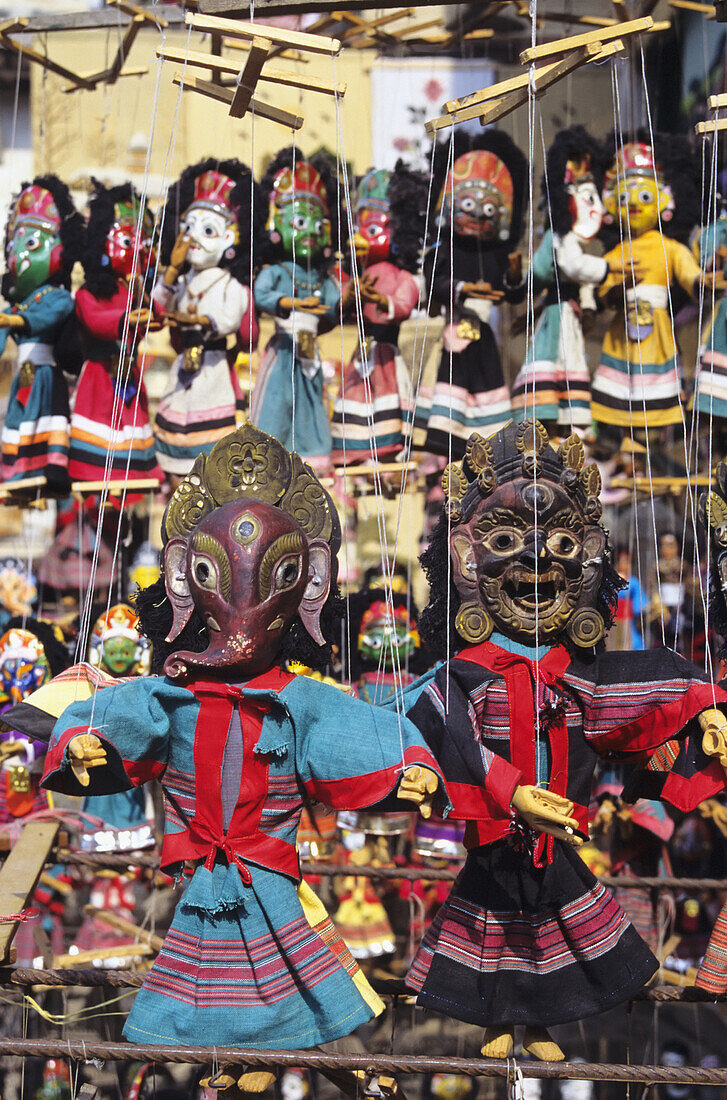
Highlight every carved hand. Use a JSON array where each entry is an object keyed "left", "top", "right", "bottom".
[
  {"left": 397, "top": 764, "right": 439, "bottom": 819},
  {"left": 68, "top": 733, "right": 107, "bottom": 787},
  {"left": 511, "top": 784, "right": 582, "bottom": 846},
  {"left": 699, "top": 707, "right": 727, "bottom": 772},
  {"left": 0, "top": 313, "right": 25, "bottom": 330}
]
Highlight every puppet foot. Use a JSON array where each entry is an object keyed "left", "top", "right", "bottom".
[
  {"left": 481, "top": 1027, "right": 514, "bottom": 1059},
  {"left": 522, "top": 1028, "right": 565, "bottom": 1061},
  {"left": 236, "top": 1072, "right": 276, "bottom": 1093}
]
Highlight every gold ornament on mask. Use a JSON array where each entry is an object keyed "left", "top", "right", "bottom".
[
  {"left": 699, "top": 486, "right": 727, "bottom": 549},
  {"left": 566, "top": 607, "right": 605, "bottom": 648},
  {"left": 557, "top": 434, "right": 585, "bottom": 473},
  {"left": 164, "top": 421, "right": 336, "bottom": 546},
  {"left": 455, "top": 601, "right": 493, "bottom": 645},
  {"left": 442, "top": 461, "right": 468, "bottom": 505},
  {"left": 515, "top": 419, "right": 549, "bottom": 457}
]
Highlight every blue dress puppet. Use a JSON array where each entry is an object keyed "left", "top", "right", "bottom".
[
  {"left": 388, "top": 420, "right": 727, "bottom": 1063},
  {"left": 1, "top": 176, "right": 83, "bottom": 492},
  {"left": 8, "top": 422, "right": 445, "bottom": 1092},
  {"left": 252, "top": 151, "right": 347, "bottom": 470}
]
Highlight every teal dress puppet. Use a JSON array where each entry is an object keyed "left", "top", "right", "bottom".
[
  {"left": 17, "top": 422, "right": 446, "bottom": 1088},
  {"left": 1, "top": 176, "right": 83, "bottom": 491},
  {"left": 251, "top": 151, "right": 345, "bottom": 469}
]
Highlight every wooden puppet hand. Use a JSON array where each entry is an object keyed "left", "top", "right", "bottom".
[
  {"left": 68, "top": 733, "right": 107, "bottom": 787},
  {"left": 295, "top": 296, "right": 328, "bottom": 315},
  {"left": 0, "top": 313, "right": 25, "bottom": 330},
  {"left": 0, "top": 739, "right": 25, "bottom": 762},
  {"left": 460, "top": 280, "right": 505, "bottom": 302},
  {"left": 170, "top": 232, "right": 191, "bottom": 271},
  {"left": 591, "top": 796, "right": 618, "bottom": 834},
  {"left": 397, "top": 765, "right": 439, "bottom": 819},
  {"left": 698, "top": 798, "right": 727, "bottom": 838},
  {"left": 360, "top": 275, "right": 389, "bottom": 309},
  {"left": 164, "top": 310, "right": 211, "bottom": 329},
  {"left": 700, "top": 269, "right": 727, "bottom": 294},
  {"left": 699, "top": 707, "right": 727, "bottom": 772},
  {"left": 608, "top": 254, "right": 646, "bottom": 283},
  {"left": 511, "top": 784, "right": 582, "bottom": 846},
  {"left": 507, "top": 251, "right": 522, "bottom": 285}
]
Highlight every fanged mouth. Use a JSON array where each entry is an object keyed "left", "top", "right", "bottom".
[{"left": 502, "top": 567, "right": 565, "bottom": 609}]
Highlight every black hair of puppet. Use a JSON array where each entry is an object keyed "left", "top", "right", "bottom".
[
  {"left": 81, "top": 179, "right": 153, "bottom": 300},
  {"left": 261, "top": 146, "right": 344, "bottom": 262},
  {"left": 4, "top": 616, "right": 71, "bottom": 678},
  {"left": 134, "top": 573, "right": 343, "bottom": 676},
  {"left": 427, "top": 129, "right": 528, "bottom": 248},
  {"left": 388, "top": 159, "right": 429, "bottom": 273},
  {"left": 2, "top": 174, "right": 84, "bottom": 300},
  {"left": 542, "top": 126, "right": 608, "bottom": 239},
  {"left": 159, "top": 157, "right": 272, "bottom": 281},
  {"left": 418, "top": 513, "right": 623, "bottom": 662},
  {"left": 601, "top": 128, "right": 701, "bottom": 249}
]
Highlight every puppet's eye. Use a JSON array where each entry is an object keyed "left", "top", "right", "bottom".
[
  {"left": 482, "top": 202, "right": 497, "bottom": 218},
  {"left": 231, "top": 511, "right": 261, "bottom": 547},
  {"left": 193, "top": 556, "right": 217, "bottom": 590},
  {"left": 274, "top": 555, "right": 302, "bottom": 592},
  {"left": 547, "top": 531, "right": 579, "bottom": 557},
  {"left": 459, "top": 197, "right": 476, "bottom": 213}
]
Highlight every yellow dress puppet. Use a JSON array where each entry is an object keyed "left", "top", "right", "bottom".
[{"left": 591, "top": 141, "right": 703, "bottom": 433}]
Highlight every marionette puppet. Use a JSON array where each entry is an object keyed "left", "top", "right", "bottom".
[
  {"left": 393, "top": 418, "right": 727, "bottom": 1061},
  {"left": 70, "top": 182, "right": 162, "bottom": 483},
  {"left": 31, "top": 421, "right": 444, "bottom": 1088},
  {"left": 591, "top": 136, "right": 721, "bottom": 441},
  {"left": 692, "top": 182, "right": 727, "bottom": 436},
  {"left": 251, "top": 149, "right": 346, "bottom": 469},
  {"left": 0, "top": 557, "right": 38, "bottom": 630},
  {"left": 331, "top": 162, "right": 427, "bottom": 464},
  {"left": 423, "top": 131, "right": 527, "bottom": 459},
  {"left": 512, "top": 126, "right": 610, "bottom": 432},
  {"left": 1, "top": 176, "right": 83, "bottom": 490},
  {"left": 153, "top": 159, "right": 266, "bottom": 481},
  {"left": 0, "top": 619, "right": 69, "bottom": 824}
]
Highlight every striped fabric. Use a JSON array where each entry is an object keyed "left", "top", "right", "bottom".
[
  {"left": 69, "top": 362, "right": 162, "bottom": 481},
  {"left": 331, "top": 343, "right": 412, "bottom": 464},
  {"left": 694, "top": 299, "right": 727, "bottom": 421},
  {"left": 511, "top": 301, "right": 592, "bottom": 427},
  {"left": 154, "top": 356, "right": 242, "bottom": 478},
  {"left": 696, "top": 900, "right": 727, "bottom": 994},
  {"left": 425, "top": 381, "right": 511, "bottom": 459},
  {"left": 1, "top": 367, "right": 70, "bottom": 481}
]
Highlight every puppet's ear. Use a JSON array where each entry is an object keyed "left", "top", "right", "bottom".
[
  {"left": 299, "top": 540, "right": 331, "bottom": 647},
  {"left": 450, "top": 530, "right": 478, "bottom": 597},
  {"left": 164, "top": 538, "right": 194, "bottom": 643}
]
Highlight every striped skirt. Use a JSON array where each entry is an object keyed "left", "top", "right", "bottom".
[
  {"left": 511, "top": 302, "right": 592, "bottom": 427},
  {"left": 154, "top": 352, "right": 242, "bottom": 478},
  {"left": 123, "top": 862, "right": 382, "bottom": 1048},
  {"left": 251, "top": 334, "right": 331, "bottom": 468},
  {"left": 69, "top": 361, "right": 162, "bottom": 482},
  {"left": 424, "top": 324, "right": 511, "bottom": 459},
  {"left": 693, "top": 298, "right": 727, "bottom": 422},
  {"left": 331, "top": 340, "right": 412, "bottom": 465},
  {"left": 591, "top": 308, "right": 683, "bottom": 429},
  {"left": 406, "top": 839, "right": 658, "bottom": 1027},
  {"left": 1, "top": 362, "right": 70, "bottom": 488}
]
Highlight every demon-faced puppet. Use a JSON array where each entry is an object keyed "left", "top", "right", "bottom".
[
  {"left": 35, "top": 421, "right": 444, "bottom": 1085},
  {"left": 397, "top": 419, "right": 727, "bottom": 1061}
]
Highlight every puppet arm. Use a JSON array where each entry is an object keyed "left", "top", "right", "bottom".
[
  {"left": 699, "top": 708, "right": 727, "bottom": 772},
  {"left": 511, "top": 785, "right": 582, "bottom": 846}
]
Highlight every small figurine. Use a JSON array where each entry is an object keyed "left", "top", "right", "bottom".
[
  {"left": 591, "top": 136, "right": 718, "bottom": 440},
  {"left": 512, "top": 126, "right": 609, "bottom": 432},
  {"left": 0, "top": 619, "right": 69, "bottom": 823},
  {"left": 331, "top": 162, "right": 427, "bottom": 464},
  {"left": 397, "top": 419, "right": 727, "bottom": 1061},
  {"left": 423, "top": 131, "right": 527, "bottom": 458},
  {"left": 251, "top": 149, "right": 346, "bottom": 468},
  {"left": 0, "top": 557, "right": 37, "bottom": 629},
  {"left": 38, "top": 421, "right": 444, "bottom": 1086},
  {"left": 70, "top": 181, "right": 162, "bottom": 482},
  {"left": 1, "top": 175, "right": 83, "bottom": 490},
  {"left": 153, "top": 159, "right": 266, "bottom": 480}
]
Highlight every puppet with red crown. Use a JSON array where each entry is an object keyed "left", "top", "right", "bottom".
[{"left": 153, "top": 160, "right": 265, "bottom": 482}]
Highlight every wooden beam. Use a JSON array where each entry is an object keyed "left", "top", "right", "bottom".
[
  {"left": 0, "top": 19, "right": 93, "bottom": 88},
  {"left": 0, "top": 822, "right": 59, "bottom": 963},
  {"left": 669, "top": 0, "right": 715, "bottom": 12},
  {"left": 62, "top": 66, "right": 147, "bottom": 94},
  {"left": 229, "top": 35, "right": 271, "bottom": 117},
  {"left": 0, "top": 475, "right": 47, "bottom": 500},
  {"left": 227, "top": 37, "right": 305, "bottom": 62},
  {"left": 709, "top": 92, "right": 727, "bottom": 108},
  {"left": 172, "top": 71, "right": 304, "bottom": 128},
  {"left": 696, "top": 118, "right": 727, "bottom": 135},
  {"left": 186, "top": 12, "right": 342, "bottom": 55},
  {"left": 70, "top": 477, "right": 160, "bottom": 495},
  {"left": 428, "top": 41, "right": 622, "bottom": 135},
  {"left": 157, "top": 45, "right": 345, "bottom": 95},
  {"left": 538, "top": 11, "right": 619, "bottom": 27},
  {"left": 110, "top": 0, "right": 169, "bottom": 27},
  {"left": 519, "top": 15, "right": 654, "bottom": 63},
  {"left": 389, "top": 16, "right": 443, "bottom": 38},
  {"left": 84, "top": 906, "right": 165, "bottom": 952}
]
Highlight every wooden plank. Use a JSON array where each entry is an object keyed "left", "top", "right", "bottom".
[
  {"left": 696, "top": 118, "right": 727, "bottom": 134},
  {"left": 110, "top": 0, "right": 169, "bottom": 27},
  {"left": 70, "top": 477, "right": 160, "bottom": 495},
  {"left": 0, "top": 20, "right": 93, "bottom": 87},
  {"left": 172, "top": 72, "right": 304, "bottom": 128},
  {"left": 157, "top": 46, "right": 345, "bottom": 94},
  {"left": 187, "top": 12, "right": 342, "bottom": 55},
  {"left": 228, "top": 35, "right": 271, "bottom": 117},
  {"left": 106, "top": 14, "right": 145, "bottom": 83},
  {"left": 63, "top": 66, "right": 147, "bottom": 93},
  {"left": 444, "top": 44, "right": 604, "bottom": 113},
  {"left": 538, "top": 11, "right": 619, "bottom": 27},
  {"left": 55, "top": 942, "right": 153, "bottom": 967},
  {"left": 708, "top": 92, "right": 727, "bottom": 107},
  {"left": 0, "top": 822, "right": 59, "bottom": 963},
  {"left": 519, "top": 15, "right": 653, "bottom": 63},
  {"left": 0, "top": 475, "right": 47, "bottom": 500},
  {"left": 198, "top": 0, "right": 479, "bottom": 13},
  {"left": 84, "top": 906, "right": 165, "bottom": 952},
  {"left": 389, "top": 16, "right": 443, "bottom": 38},
  {"left": 669, "top": 0, "right": 715, "bottom": 12}
]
